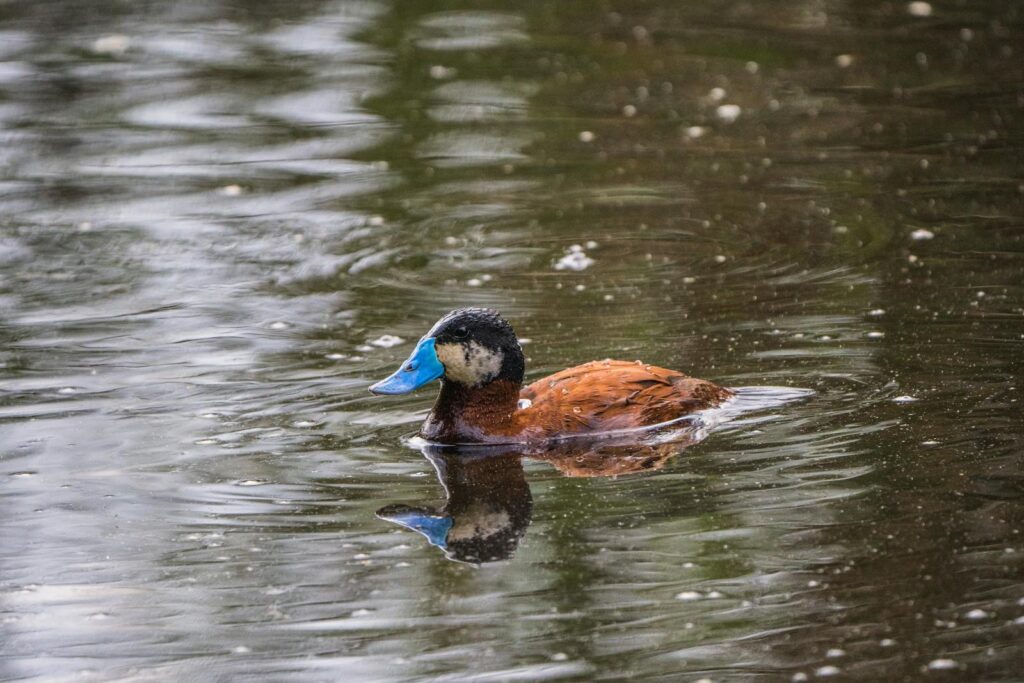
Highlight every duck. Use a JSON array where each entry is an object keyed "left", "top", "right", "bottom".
[{"left": 368, "top": 308, "right": 733, "bottom": 444}]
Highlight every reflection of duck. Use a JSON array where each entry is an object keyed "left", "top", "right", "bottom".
[
  {"left": 378, "top": 423, "right": 707, "bottom": 562},
  {"left": 369, "top": 308, "right": 733, "bottom": 444},
  {"left": 377, "top": 447, "right": 532, "bottom": 564}
]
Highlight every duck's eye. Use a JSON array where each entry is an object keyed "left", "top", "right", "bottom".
[{"left": 453, "top": 326, "right": 469, "bottom": 340}]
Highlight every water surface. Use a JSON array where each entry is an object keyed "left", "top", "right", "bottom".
[{"left": 1, "top": 0, "right": 1023, "bottom": 680}]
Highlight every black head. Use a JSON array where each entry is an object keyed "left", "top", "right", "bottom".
[{"left": 427, "top": 308, "right": 524, "bottom": 387}]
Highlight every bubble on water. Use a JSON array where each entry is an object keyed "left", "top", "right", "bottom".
[
  {"left": 585, "top": 240, "right": 599, "bottom": 249},
  {"left": 195, "top": 438, "right": 218, "bottom": 445},
  {"left": 217, "top": 184, "right": 243, "bottom": 197},
  {"left": 58, "top": 387, "right": 78, "bottom": 395},
  {"left": 892, "top": 395, "right": 918, "bottom": 403},
  {"left": 715, "top": 104, "right": 741, "bottom": 123},
  {"left": 236, "top": 480, "right": 267, "bottom": 487},
  {"left": 292, "top": 420, "right": 319, "bottom": 428},
  {"left": 10, "top": 471, "right": 35, "bottom": 478},
  {"left": 92, "top": 35, "right": 130, "bottom": 56},
  {"left": 578, "top": 131, "right": 595, "bottom": 143},
  {"left": 675, "top": 591, "right": 702, "bottom": 601},
  {"left": 367, "top": 215, "right": 385, "bottom": 227},
  {"left": 551, "top": 653, "right": 569, "bottom": 662},
  {"left": 867, "top": 331, "right": 885, "bottom": 339},
  {"left": 815, "top": 666, "right": 841, "bottom": 677},
  {"left": 927, "top": 659, "right": 957, "bottom": 670},
  {"left": 623, "top": 104, "right": 637, "bottom": 117},
  {"left": 880, "top": 638, "right": 896, "bottom": 647},
  {"left": 708, "top": 87, "right": 726, "bottom": 102},
  {"left": 921, "top": 440, "right": 939, "bottom": 446},
  {"left": 232, "top": 646, "right": 251, "bottom": 654},
  {"left": 518, "top": 337, "right": 532, "bottom": 345},
  {"left": 911, "top": 229, "right": 935, "bottom": 240},
  {"left": 965, "top": 609, "right": 988, "bottom": 620},
  {"left": 518, "top": 398, "right": 533, "bottom": 410},
  {"left": 685, "top": 126, "right": 707, "bottom": 139},
  {"left": 792, "top": 674, "right": 808, "bottom": 683},
  {"left": 826, "top": 648, "right": 845, "bottom": 658},
  {"left": 868, "top": 308, "right": 886, "bottom": 316},
  {"left": 325, "top": 353, "right": 347, "bottom": 360},
  {"left": 369, "top": 335, "right": 404, "bottom": 348},
  {"left": 87, "top": 612, "right": 111, "bottom": 621},
  {"left": 269, "top": 321, "right": 290, "bottom": 330},
  {"left": 745, "top": 61, "right": 759, "bottom": 73},
  {"left": 466, "top": 278, "right": 483, "bottom": 287},
  {"left": 836, "top": 54, "right": 853, "bottom": 68},
  {"left": 351, "top": 608, "right": 372, "bottom": 617},
  {"left": 683, "top": 276, "right": 696, "bottom": 284},
  {"left": 574, "top": 284, "right": 585, "bottom": 291},
  {"left": 714, "top": 255, "right": 727, "bottom": 263},
  {"left": 907, "top": 2, "right": 933, "bottom": 17}
]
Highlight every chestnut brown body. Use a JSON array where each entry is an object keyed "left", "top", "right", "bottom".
[{"left": 422, "top": 359, "right": 733, "bottom": 445}]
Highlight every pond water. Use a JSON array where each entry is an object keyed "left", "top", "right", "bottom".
[{"left": 2, "top": 0, "right": 1023, "bottom": 680}]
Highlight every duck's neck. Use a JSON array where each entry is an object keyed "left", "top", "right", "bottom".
[{"left": 423, "top": 379, "right": 521, "bottom": 444}]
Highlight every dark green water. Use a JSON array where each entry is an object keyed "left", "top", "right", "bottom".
[{"left": 1, "top": 0, "right": 1023, "bottom": 680}]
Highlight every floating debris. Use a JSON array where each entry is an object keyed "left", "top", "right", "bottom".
[
  {"left": 91, "top": 35, "right": 130, "bottom": 56},
  {"left": 369, "top": 335, "right": 404, "bottom": 348},
  {"left": 907, "top": 2, "right": 933, "bottom": 17},
  {"left": 555, "top": 244, "right": 595, "bottom": 271},
  {"left": 715, "top": 104, "right": 741, "bottom": 123},
  {"left": 927, "top": 658, "right": 957, "bottom": 671},
  {"left": 429, "top": 65, "right": 457, "bottom": 80}
]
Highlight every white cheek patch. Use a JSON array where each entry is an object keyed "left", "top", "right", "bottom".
[{"left": 435, "top": 341, "right": 504, "bottom": 386}]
